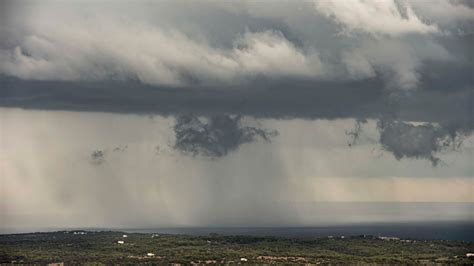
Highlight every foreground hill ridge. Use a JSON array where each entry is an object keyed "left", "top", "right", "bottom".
[{"left": 1, "top": 231, "right": 473, "bottom": 264}]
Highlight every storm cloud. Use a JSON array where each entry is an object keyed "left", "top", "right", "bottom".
[
  {"left": 377, "top": 120, "right": 464, "bottom": 166},
  {"left": 1, "top": 0, "right": 472, "bottom": 164},
  {"left": 1, "top": 1, "right": 471, "bottom": 116},
  {"left": 174, "top": 114, "right": 277, "bottom": 157},
  {"left": 0, "top": 0, "right": 472, "bottom": 89}
]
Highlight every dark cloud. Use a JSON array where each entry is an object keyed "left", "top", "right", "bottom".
[
  {"left": 113, "top": 145, "right": 128, "bottom": 152},
  {"left": 1, "top": 77, "right": 471, "bottom": 123},
  {"left": 346, "top": 118, "right": 367, "bottom": 147},
  {"left": 377, "top": 120, "right": 465, "bottom": 166},
  {"left": 90, "top": 150, "right": 105, "bottom": 165},
  {"left": 90, "top": 145, "right": 128, "bottom": 165},
  {"left": 174, "top": 114, "right": 277, "bottom": 157},
  {"left": 0, "top": 77, "right": 382, "bottom": 118}
]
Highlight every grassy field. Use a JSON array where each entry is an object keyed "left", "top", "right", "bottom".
[{"left": 1, "top": 231, "right": 473, "bottom": 264}]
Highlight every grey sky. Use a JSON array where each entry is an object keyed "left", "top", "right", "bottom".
[
  {"left": 1, "top": 0, "right": 472, "bottom": 87},
  {"left": 0, "top": 0, "right": 473, "bottom": 230},
  {"left": 1, "top": 108, "right": 472, "bottom": 230}
]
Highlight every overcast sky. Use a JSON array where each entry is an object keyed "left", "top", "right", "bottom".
[
  {"left": 1, "top": 0, "right": 472, "bottom": 88},
  {"left": 0, "top": 0, "right": 473, "bottom": 230}
]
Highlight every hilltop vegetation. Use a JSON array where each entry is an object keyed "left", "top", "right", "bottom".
[{"left": 0, "top": 231, "right": 472, "bottom": 264}]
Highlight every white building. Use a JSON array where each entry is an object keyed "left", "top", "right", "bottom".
[
  {"left": 117, "top": 240, "right": 124, "bottom": 244},
  {"left": 378, "top": 236, "right": 400, "bottom": 241}
]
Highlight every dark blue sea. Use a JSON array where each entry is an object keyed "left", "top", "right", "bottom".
[
  {"left": 119, "top": 222, "right": 473, "bottom": 241},
  {"left": 3, "top": 221, "right": 472, "bottom": 241}
]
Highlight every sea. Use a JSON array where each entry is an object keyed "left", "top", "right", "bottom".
[
  {"left": 119, "top": 222, "right": 474, "bottom": 241},
  {"left": 2, "top": 221, "right": 473, "bottom": 241}
]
